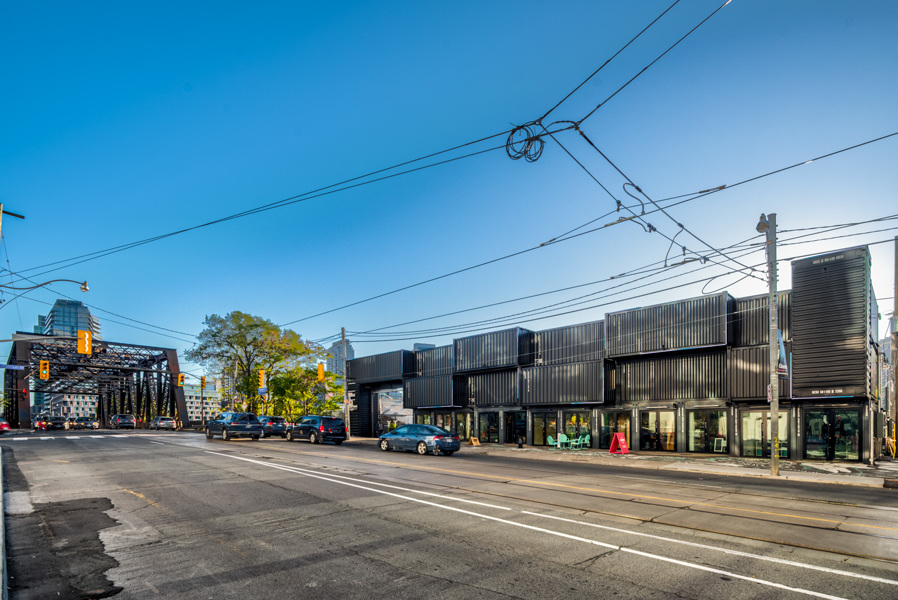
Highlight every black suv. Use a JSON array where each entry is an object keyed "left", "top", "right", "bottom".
[
  {"left": 205, "top": 412, "right": 263, "bottom": 441},
  {"left": 109, "top": 414, "right": 137, "bottom": 429},
  {"left": 287, "top": 415, "right": 346, "bottom": 445},
  {"left": 257, "top": 416, "right": 287, "bottom": 438}
]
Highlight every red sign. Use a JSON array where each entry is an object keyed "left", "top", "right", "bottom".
[{"left": 609, "top": 432, "right": 629, "bottom": 454}]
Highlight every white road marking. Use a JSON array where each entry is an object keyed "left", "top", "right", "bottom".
[{"left": 207, "top": 451, "right": 852, "bottom": 600}]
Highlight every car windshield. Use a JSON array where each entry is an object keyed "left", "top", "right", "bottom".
[{"left": 322, "top": 418, "right": 344, "bottom": 427}]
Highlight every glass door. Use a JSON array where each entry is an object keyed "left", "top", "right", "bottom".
[
  {"left": 741, "top": 410, "right": 788, "bottom": 458},
  {"left": 600, "top": 412, "right": 630, "bottom": 449},
  {"left": 478, "top": 413, "right": 499, "bottom": 443},
  {"left": 504, "top": 411, "right": 526, "bottom": 444},
  {"left": 640, "top": 411, "right": 676, "bottom": 451},
  {"left": 805, "top": 409, "right": 860, "bottom": 461},
  {"left": 532, "top": 412, "right": 557, "bottom": 446}
]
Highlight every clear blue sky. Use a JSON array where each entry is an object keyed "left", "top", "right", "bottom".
[{"left": 3, "top": 0, "right": 897, "bottom": 375}]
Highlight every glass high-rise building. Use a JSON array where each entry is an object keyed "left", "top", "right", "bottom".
[
  {"left": 327, "top": 339, "right": 355, "bottom": 384},
  {"left": 32, "top": 299, "right": 102, "bottom": 416}
]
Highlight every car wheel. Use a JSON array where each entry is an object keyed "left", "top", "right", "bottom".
[
  {"left": 205, "top": 428, "right": 213, "bottom": 439},
  {"left": 309, "top": 432, "right": 319, "bottom": 444},
  {"left": 417, "top": 442, "right": 428, "bottom": 455},
  {"left": 286, "top": 430, "right": 294, "bottom": 441},
  {"left": 221, "top": 428, "right": 230, "bottom": 441},
  {"left": 379, "top": 439, "right": 390, "bottom": 452},
  {"left": 442, "top": 451, "right": 454, "bottom": 456},
  {"left": 251, "top": 435, "right": 259, "bottom": 441},
  {"left": 334, "top": 440, "right": 343, "bottom": 446}
]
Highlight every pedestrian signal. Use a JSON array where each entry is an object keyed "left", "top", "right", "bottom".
[{"left": 39, "top": 360, "right": 49, "bottom": 380}]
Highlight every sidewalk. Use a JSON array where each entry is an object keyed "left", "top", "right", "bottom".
[{"left": 347, "top": 437, "right": 898, "bottom": 488}]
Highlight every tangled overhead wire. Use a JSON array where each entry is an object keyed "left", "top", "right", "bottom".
[{"left": 505, "top": 122, "right": 545, "bottom": 162}]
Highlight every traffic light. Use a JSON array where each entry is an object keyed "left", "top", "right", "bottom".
[
  {"left": 39, "top": 360, "right": 50, "bottom": 380},
  {"left": 201, "top": 376, "right": 206, "bottom": 389},
  {"left": 77, "top": 329, "right": 92, "bottom": 354},
  {"left": 177, "top": 373, "right": 185, "bottom": 386},
  {"left": 258, "top": 369, "right": 264, "bottom": 388},
  {"left": 317, "top": 362, "right": 325, "bottom": 382}
]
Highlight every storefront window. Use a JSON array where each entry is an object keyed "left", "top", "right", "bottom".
[
  {"left": 415, "top": 413, "right": 431, "bottom": 425},
  {"left": 640, "top": 411, "right": 676, "bottom": 451},
  {"left": 433, "top": 412, "right": 452, "bottom": 431},
  {"left": 505, "top": 411, "right": 526, "bottom": 444},
  {"left": 688, "top": 410, "right": 728, "bottom": 453},
  {"left": 741, "top": 410, "right": 788, "bottom": 458},
  {"left": 532, "top": 412, "right": 557, "bottom": 446},
  {"left": 600, "top": 412, "right": 630, "bottom": 449},
  {"left": 456, "top": 413, "right": 473, "bottom": 440},
  {"left": 478, "top": 413, "right": 499, "bottom": 443},
  {"left": 805, "top": 409, "right": 860, "bottom": 461}
]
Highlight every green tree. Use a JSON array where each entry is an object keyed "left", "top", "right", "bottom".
[
  {"left": 185, "top": 311, "right": 324, "bottom": 415},
  {"left": 269, "top": 365, "right": 344, "bottom": 421}
]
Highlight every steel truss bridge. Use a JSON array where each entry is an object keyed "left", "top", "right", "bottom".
[{"left": 4, "top": 332, "right": 188, "bottom": 429}]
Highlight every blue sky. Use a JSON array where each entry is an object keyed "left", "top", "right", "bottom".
[{"left": 2, "top": 0, "right": 897, "bottom": 375}]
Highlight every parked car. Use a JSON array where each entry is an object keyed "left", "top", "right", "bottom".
[
  {"left": 65, "top": 417, "right": 77, "bottom": 429},
  {"left": 0, "top": 419, "right": 10, "bottom": 434},
  {"left": 379, "top": 424, "right": 460, "bottom": 456},
  {"left": 149, "top": 416, "right": 176, "bottom": 430},
  {"left": 109, "top": 414, "right": 137, "bottom": 429},
  {"left": 35, "top": 415, "right": 69, "bottom": 431},
  {"left": 73, "top": 416, "right": 99, "bottom": 430},
  {"left": 286, "top": 415, "right": 346, "bottom": 445},
  {"left": 257, "top": 416, "right": 288, "bottom": 438},
  {"left": 205, "top": 412, "right": 263, "bottom": 441}
]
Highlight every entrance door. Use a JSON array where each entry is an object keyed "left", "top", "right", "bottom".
[
  {"left": 805, "top": 409, "right": 860, "bottom": 461},
  {"left": 640, "top": 411, "right": 675, "bottom": 451},
  {"left": 600, "top": 412, "right": 630, "bottom": 449},
  {"left": 479, "top": 413, "right": 499, "bottom": 443},
  {"left": 532, "top": 412, "right": 557, "bottom": 446},
  {"left": 504, "top": 411, "right": 526, "bottom": 444},
  {"left": 741, "top": 410, "right": 788, "bottom": 458}
]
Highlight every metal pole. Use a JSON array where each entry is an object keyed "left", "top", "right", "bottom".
[
  {"left": 342, "top": 327, "right": 350, "bottom": 440},
  {"left": 892, "top": 236, "right": 897, "bottom": 441},
  {"left": 768, "top": 213, "right": 780, "bottom": 477}
]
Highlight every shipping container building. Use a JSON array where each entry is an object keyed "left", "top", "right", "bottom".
[
  {"left": 605, "top": 292, "right": 734, "bottom": 358},
  {"left": 346, "top": 350, "right": 416, "bottom": 384},
  {"left": 453, "top": 369, "right": 519, "bottom": 407},
  {"left": 521, "top": 361, "right": 603, "bottom": 406},
  {"left": 412, "top": 345, "right": 453, "bottom": 378},
  {"left": 532, "top": 321, "right": 604, "bottom": 366},
  {"left": 453, "top": 327, "right": 534, "bottom": 373},
  {"left": 403, "top": 375, "right": 455, "bottom": 409},
  {"left": 731, "top": 291, "right": 792, "bottom": 347},
  {"left": 609, "top": 349, "right": 727, "bottom": 405}
]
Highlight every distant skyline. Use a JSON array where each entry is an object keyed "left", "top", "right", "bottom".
[{"left": 2, "top": 1, "right": 896, "bottom": 374}]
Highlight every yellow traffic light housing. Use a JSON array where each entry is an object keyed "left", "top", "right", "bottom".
[
  {"left": 258, "top": 369, "right": 264, "bottom": 388},
  {"left": 39, "top": 360, "right": 50, "bottom": 380},
  {"left": 317, "top": 362, "right": 325, "bottom": 382},
  {"left": 177, "top": 373, "right": 185, "bottom": 386},
  {"left": 77, "top": 329, "right": 92, "bottom": 354},
  {"left": 201, "top": 376, "right": 206, "bottom": 389}
]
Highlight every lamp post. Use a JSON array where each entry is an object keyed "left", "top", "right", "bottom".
[{"left": 757, "top": 213, "right": 780, "bottom": 476}]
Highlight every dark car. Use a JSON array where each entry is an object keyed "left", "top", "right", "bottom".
[
  {"left": 73, "top": 416, "right": 99, "bottom": 430},
  {"left": 286, "top": 415, "right": 346, "bottom": 445},
  {"left": 257, "top": 416, "right": 287, "bottom": 438},
  {"left": 109, "top": 414, "right": 137, "bottom": 429},
  {"left": 35, "top": 415, "right": 69, "bottom": 431},
  {"left": 379, "top": 424, "right": 460, "bottom": 456},
  {"left": 205, "top": 412, "right": 263, "bottom": 441}
]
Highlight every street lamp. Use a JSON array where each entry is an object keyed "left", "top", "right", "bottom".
[
  {"left": 757, "top": 213, "right": 780, "bottom": 476},
  {"left": 0, "top": 279, "right": 89, "bottom": 292}
]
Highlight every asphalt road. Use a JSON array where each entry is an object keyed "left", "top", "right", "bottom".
[{"left": 3, "top": 431, "right": 898, "bottom": 599}]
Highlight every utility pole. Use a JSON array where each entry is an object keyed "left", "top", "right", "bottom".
[
  {"left": 892, "top": 236, "right": 897, "bottom": 445},
  {"left": 758, "top": 213, "right": 780, "bottom": 476},
  {"left": 342, "top": 327, "right": 350, "bottom": 440}
]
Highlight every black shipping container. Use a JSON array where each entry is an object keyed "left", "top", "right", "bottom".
[
  {"left": 403, "top": 375, "right": 455, "bottom": 408},
  {"left": 521, "top": 361, "right": 603, "bottom": 406},
  {"left": 533, "top": 321, "right": 603, "bottom": 366},
  {"left": 728, "top": 345, "right": 790, "bottom": 400},
  {"left": 732, "top": 291, "right": 792, "bottom": 347},
  {"left": 453, "top": 369, "right": 519, "bottom": 407},
  {"left": 346, "top": 350, "right": 416, "bottom": 384},
  {"left": 605, "top": 292, "right": 734, "bottom": 358},
  {"left": 414, "top": 345, "right": 453, "bottom": 378},
  {"left": 454, "top": 327, "right": 534, "bottom": 373},
  {"left": 611, "top": 349, "right": 727, "bottom": 404},
  {"left": 791, "top": 246, "right": 873, "bottom": 398}
]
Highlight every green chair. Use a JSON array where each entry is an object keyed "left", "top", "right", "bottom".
[
  {"left": 547, "top": 435, "right": 557, "bottom": 448},
  {"left": 558, "top": 433, "right": 571, "bottom": 449}
]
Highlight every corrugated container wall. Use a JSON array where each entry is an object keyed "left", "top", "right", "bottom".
[
  {"left": 605, "top": 292, "right": 734, "bottom": 358},
  {"left": 414, "top": 345, "right": 453, "bottom": 378},
  {"left": 453, "top": 328, "right": 534, "bottom": 373},
  {"left": 611, "top": 349, "right": 727, "bottom": 405},
  {"left": 521, "top": 361, "right": 604, "bottom": 406},
  {"left": 453, "top": 370, "right": 519, "bottom": 407},
  {"left": 403, "top": 375, "right": 455, "bottom": 409},
  {"left": 533, "top": 321, "right": 603, "bottom": 366},
  {"left": 791, "top": 247, "right": 872, "bottom": 398},
  {"left": 728, "top": 346, "right": 790, "bottom": 400},
  {"left": 732, "top": 291, "right": 792, "bottom": 347},
  {"left": 346, "top": 350, "right": 416, "bottom": 384}
]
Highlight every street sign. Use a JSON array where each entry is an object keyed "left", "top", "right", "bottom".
[
  {"left": 258, "top": 387, "right": 267, "bottom": 395},
  {"left": 0, "top": 364, "right": 25, "bottom": 370}
]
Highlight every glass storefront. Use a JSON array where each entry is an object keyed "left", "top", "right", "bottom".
[
  {"left": 741, "top": 410, "right": 788, "bottom": 458},
  {"left": 478, "top": 413, "right": 499, "bottom": 443},
  {"left": 688, "top": 410, "right": 728, "bottom": 453},
  {"left": 805, "top": 409, "right": 860, "bottom": 461},
  {"left": 600, "top": 412, "right": 631, "bottom": 449},
  {"left": 563, "top": 411, "right": 591, "bottom": 446},
  {"left": 532, "top": 411, "right": 557, "bottom": 446},
  {"left": 415, "top": 413, "right": 431, "bottom": 425},
  {"left": 433, "top": 412, "right": 452, "bottom": 431},
  {"left": 505, "top": 411, "right": 526, "bottom": 444},
  {"left": 456, "top": 413, "right": 473, "bottom": 441},
  {"left": 640, "top": 411, "right": 676, "bottom": 451}
]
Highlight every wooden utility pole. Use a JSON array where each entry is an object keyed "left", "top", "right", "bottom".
[{"left": 342, "top": 327, "right": 350, "bottom": 440}]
